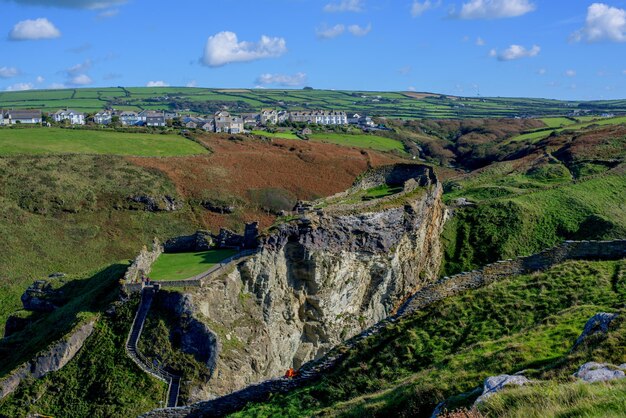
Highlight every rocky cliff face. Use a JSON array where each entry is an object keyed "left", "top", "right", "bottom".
[{"left": 178, "top": 166, "right": 446, "bottom": 402}]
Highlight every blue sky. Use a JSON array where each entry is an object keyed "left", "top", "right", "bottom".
[{"left": 1, "top": 0, "right": 625, "bottom": 99}]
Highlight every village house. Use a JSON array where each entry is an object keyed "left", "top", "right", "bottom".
[
  {"left": 214, "top": 111, "right": 244, "bottom": 134},
  {"left": 0, "top": 111, "right": 4, "bottom": 126},
  {"left": 289, "top": 110, "right": 348, "bottom": 125},
  {"left": 348, "top": 113, "right": 375, "bottom": 128},
  {"left": 260, "top": 109, "right": 278, "bottom": 125},
  {"left": 119, "top": 111, "right": 139, "bottom": 126},
  {"left": 53, "top": 109, "right": 85, "bottom": 125},
  {"left": 94, "top": 111, "right": 112, "bottom": 125},
  {"left": 145, "top": 111, "right": 166, "bottom": 127},
  {"left": 241, "top": 113, "right": 259, "bottom": 128},
  {"left": 1, "top": 109, "right": 43, "bottom": 125}
]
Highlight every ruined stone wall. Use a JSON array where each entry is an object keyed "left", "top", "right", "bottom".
[
  {"left": 0, "top": 319, "right": 96, "bottom": 400},
  {"left": 123, "top": 238, "right": 163, "bottom": 285}
]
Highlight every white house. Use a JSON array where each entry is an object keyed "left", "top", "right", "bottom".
[
  {"left": 289, "top": 110, "right": 348, "bottom": 125},
  {"left": 119, "top": 111, "right": 139, "bottom": 126},
  {"left": 53, "top": 109, "right": 85, "bottom": 125},
  {"left": 94, "top": 111, "right": 112, "bottom": 125},
  {"left": 3, "top": 109, "right": 43, "bottom": 125},
  {"left": 0, "top": 111, "right": 4, "bottom": 126}
]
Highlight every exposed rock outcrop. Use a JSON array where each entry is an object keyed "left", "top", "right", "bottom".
[
  {"left": 574, "top": 362, "right": 626, "bottom": 383},
  {"left": 0, "top": 320, "right": 96, "bottom": 400},
  {"left": 128, "top": 195, "right": 182, "bottom": 212},
  {"left": 574, "top": 312, "right": 618, "bottom": 347},
  {"left": 3, "top": 313, "right": 32, "bottom": 338},
  {"left": 474, "top": 374, "right": 532, "bottom": 404},
  {"left": 179, "top": 164, "right": 446, "bottom": 401},
  {"left": 20, "top": 280, "right": 63, "bottom": 312}
]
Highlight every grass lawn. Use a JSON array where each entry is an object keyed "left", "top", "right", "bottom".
[
  {"left": 310, "top": 133, "right": 406, "bottom": 153},
  {"left": 0, "top": 128, "right": 208, "bottom": 157},
  {"left": 149, "top": 249, "right": 238, "bottom": 281},
  {"left": 507, "top": 115, "right": 626, "bottom": 144},
  {"left": 251, "top": 130, "right": 300, "bottom": 140}
]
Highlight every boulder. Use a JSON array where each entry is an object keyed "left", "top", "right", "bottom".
[
  {"left": 202, "top": 200, "right": 235, "bottom": 214},
  {"left": 475, "top": 374, "right": 531, "bottom": 404},
  {"left": 20, "top": 280, "right": 61, "bottom": 312},
  {"left": 574, "top": 362, "right": 626, "bottom": 383},
  {"left": 574, "top": 312, "right": 618, "bottom": 347}
]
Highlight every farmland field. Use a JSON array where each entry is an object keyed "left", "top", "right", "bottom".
[
  {"left": 0, "top": 128, "right": 208, "bottom": 156},
  {"left": 2, "top": 87, "right": 626, "bottom": 119},
  {"left": 310, "top": 133, "right": 406, "bottom": 153},
  {"left": 507, "top": 115, "right": 626, "bottom": 144}
]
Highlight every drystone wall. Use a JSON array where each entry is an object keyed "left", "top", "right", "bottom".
[
  {"left": 141, "top": 239, "right": 626, "bottom": 418},
  {"left": 0, "top": 319, "right": 96, "bottom": 400}
]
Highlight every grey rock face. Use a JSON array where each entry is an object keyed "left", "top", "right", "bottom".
[
  {"left": 181, "top": 176, "right": 446, "bottom": 401},
  {"left": 574, "top": 312, "right": 618, "bottom": 347},
  {"left": 128, "top": 195, "right": 182, "bottom": 212},
  {"left": 20, "top": 280, "right": 62, "bottom": 312},
  {"left": 475, "top": 374, "right": 531, "bottom": 404},
  {"left": 574, "top": 362, "right": 626, "bottom": 383}
]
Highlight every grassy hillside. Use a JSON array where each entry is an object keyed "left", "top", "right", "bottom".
[
  {"left": 0, "top": 127, "right": 208, "bottom": 157},
  {"left": 231, "top": 259, "right": 626, "bottom": 417},
  {"left": 2, "top": 87, "right": 626, "bottom": 119}
]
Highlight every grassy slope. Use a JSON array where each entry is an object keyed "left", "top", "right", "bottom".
[
  {"left": 149, "top": 249, "right": 238, "bottom": 281},
  {"left": 0, "top": 154, "right": 197, "bottom": 327},
  {"left": 232, "top": 259, "right": 626, "bottom": 417},
  {"left": 0, "top": 128, "right": 208, "bottom": 156},
  {"left": 0, "top": 297, "right": 166, "bottom": 418},
  {"left": 507, "top": 116, "right": 626, "bottom": 144},
  {"left": 310, "top": 133, "right": 406, "bottom": 153}
]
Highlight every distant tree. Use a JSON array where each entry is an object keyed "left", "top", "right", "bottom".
[{"left": 303, "top": 86, "right": 314, "bottom": 90}]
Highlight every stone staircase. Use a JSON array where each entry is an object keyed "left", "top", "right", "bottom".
[{"left": 126, "top": 287, "right": 181, "bottom": 408}]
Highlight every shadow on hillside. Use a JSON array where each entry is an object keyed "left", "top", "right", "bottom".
[{"left": 0, "top": 263, "right": 127, "bottom": 377}]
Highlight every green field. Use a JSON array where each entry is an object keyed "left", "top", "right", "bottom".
[
  {"left": 2, "top": 87, "right": 626, "bottom": 119},
  {"left": 0, "top": 128, "right": 208, "bottom": 156},
  {"left": 508, "top": 115, "right": 626, "bottom": 144},
  {"left": 149, "top": 249, "right": 238, "bottom": 281},
  {"left": 251, "top": 130, "right": 300, "bottom": 140},
  {"left": 310, "top": 133, "right": 406, "bottom": 153},
  {"left": 539, "top": 117, "right": 577, "bottom": 128}
]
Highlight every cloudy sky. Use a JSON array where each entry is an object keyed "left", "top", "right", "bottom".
[{"left": 1, "top": 0, "right": 626, "bottom": 99}]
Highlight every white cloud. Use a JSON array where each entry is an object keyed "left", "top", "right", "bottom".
[
  {"left": 476, "top": 36, "right": 486, "bottom": 46},
  {"left": 323, "top": 0, "right": 364, "bottom": 13},
  {"left": 66, "top": 59, "right": 92, "bottom": 76},
  {"left": 48, "top": 82, "right": 66, "bottom": 89},
  {"left": 623, "top": 69, "right": 626, "bottom": 75},
  {"left": 0, "top": 66, "right": 19, "bottom": 78},
  {"left": 565, "top": 69, "right": 576, "bottom": 77},
  {"left": 202, "top": 31, "right": 287, "bottom": 67},
  {"left": 186, "top": 80, "right": 198, "bottom": 87},
  {"left": 6, "top": 82, "right": 34, "bottom": 91},
  {"left": 348, "top": 23, "right": 371, "bottom": 36},
  {"left": 146, "top": 80, "right": 169, "bottom": 87},
  {"left": 5, "top": 0, "right": 126, "bottom": 9},
  {"left": 36, "top": 75, "right": 45, "bottom": 83},
  {"left": 316, "top": 24, "right": 345, "bottom": 39},
  {"left": 69, "top": 74, "right": 93, "bottom": 85},
  {"left": 97, "top": 8, "right": 119, "bottom": 18},
  {"left": 9, "top": 18, "right": 61, "bottom": 40},
  {"left": 407, "top": 86, "right": 417, "bottom": 91},
  {"left": 256, "top": 72, "right": 308, "bottom": 87},
  {"left": 411, "top": 0, "right": 440, "bottom": 17},
  {"left": 537, "top": 68, "right": 547, "bottom": 75},
  {"left": 492, "top": 44, "right": 540, "bottom": 61},
  {"left": 571, "top": 3, "right": 626, "bottom": 43},
  {"left": 456, "top": 0, "right": 535, "bottom": 20}
]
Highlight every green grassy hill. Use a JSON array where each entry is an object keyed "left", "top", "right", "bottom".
[
  {"left": 2, "top": 87, "right": 626, "bottom": 119},
  {"left": 229, "top": 259, "right": 626, "bottom": 417}
]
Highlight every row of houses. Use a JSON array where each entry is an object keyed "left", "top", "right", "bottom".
[{"left": 1, "top": 107, "right": 376, "bottom": 131}]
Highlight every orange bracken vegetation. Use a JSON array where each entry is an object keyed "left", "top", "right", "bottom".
[{"left": 127, "top": 134, "right": 401, "bottom": 230}]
